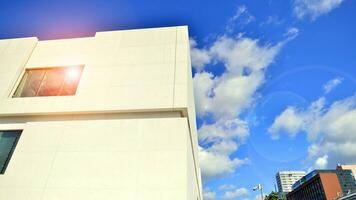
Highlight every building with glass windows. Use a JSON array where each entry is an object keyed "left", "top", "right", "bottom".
[
  {"left": 0, "top": 26, "right": 202, "bottom": 200},
  {"left": 287, "top": 170, "right": 343, "bottom": 200},
  {"left": 338, "top": 164, "right": 356, "bottom": 181},
  {"left": 336, "top": 167, "right": 356, "bottom": 196},
  {"left": 275, "top": 170, "right": 306, "bottom": 198},
  {"left": 287, "top": 169, "right": 356, "bottom": 200}
]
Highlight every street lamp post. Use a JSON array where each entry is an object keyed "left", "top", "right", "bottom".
[{"left": 253, "top": 184, "right": 264, "bottom": 200}]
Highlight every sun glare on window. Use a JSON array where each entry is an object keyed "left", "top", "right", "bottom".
[{"left": 13, "top": 65, "right": 84, "bottom": 98}]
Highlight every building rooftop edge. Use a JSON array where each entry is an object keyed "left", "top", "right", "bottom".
[{"left": 0, "top": 25, "right": 189, "bottom": 42}]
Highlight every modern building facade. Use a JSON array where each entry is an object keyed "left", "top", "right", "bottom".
[
  {"left": 338, "top": 164, "right": 356, "bottom": 180},
  {"left": 336, "top": 167, "right": 356, "bottom": 195},
  {"left": 0, "top": 26, "right": 202, "bottom": 200},
  {"left": 276, "top": 171, "right": 305, "bottom": 198},
  {"left": 287, "top": 169, "right": 356, "bottom": 200}
]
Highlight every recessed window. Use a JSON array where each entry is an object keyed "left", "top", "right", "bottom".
[
  {"left": 0, "top": 130, "right": 21, "bottom": 174},
  {"left": 13, "top": 66, "right": 83, "bottom": 97}
]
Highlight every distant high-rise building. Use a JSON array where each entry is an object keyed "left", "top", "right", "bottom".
[{"left": 276, "top": 171, "right": 306, "bottom": 198}]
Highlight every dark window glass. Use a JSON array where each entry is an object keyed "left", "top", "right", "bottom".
[
  {"left": 0, "top": 130, "right": 22, "bottom": 174},
  {"left": 13, "top": 66, "right": 83, "bottom": 97}
]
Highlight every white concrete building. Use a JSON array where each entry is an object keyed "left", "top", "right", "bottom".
[
  {"left": 0, "top": 26, "right": 202, "bottom": 200},
  {"left": 276, "top": 171, "right": 305, "bottom": 197}
]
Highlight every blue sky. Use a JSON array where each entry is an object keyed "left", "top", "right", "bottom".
[{"left": 1, "top": 0, "right": 356, "bottom": 199}]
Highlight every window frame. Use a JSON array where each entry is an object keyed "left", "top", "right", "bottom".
[
  {"left": 0, "top": 129, "right": 22, "bottom": 174},
  {"left": 11, "top": 65, "right": 84, "bottom": 98}
]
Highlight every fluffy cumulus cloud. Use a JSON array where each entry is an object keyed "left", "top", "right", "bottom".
[
  {"left": 203, "top": 189, "right": 217, "bottom": 200},
  {"left": 314, "top": 155, "right": 329, "bottom": 169},
  {"left": 193, "top": 37, "right": 283, "bottom": 119},
  {"left": 269, "top": 90, "right": 356, "bottom": 169},
  {"left": 198, "top": 119, "right": 249, "bottom": 145},
  {"left": 191, "top": 22, "right": 296, "bottom": 181},
  {"left": 199, "top": 144, "right": 249, "bottom": 180},
  {"left": 307, "top": 95, "right": 356, "bottom": 164},
  {"left": 222, "top": 187, "right": 249, "bottom": 199},
  {"left": 190, "top": 6, "right": 306, "bottom": 200},
  {"left": 293, "top": 0, "right": 345, "bottom": 20},
  {"left": 192, "top": 37, "right": 284, "bottom": 180},
  {"left": 210, "top": 37, "right": 282, "bottom": 74},
  {"left": 268, "top": 97, "right": 325, "bottom": 140},
  {"left": 193, "top": 72, "right": 216, "bottom": 116},
  {"left": 323, "top": 77, "right": 343, "bottom": 94},
  {"left": 268, "top": 107, "right": 305, "bottom": 139},
  {"left": 190, "top": 39, "right": 211, "bottom": 72}
]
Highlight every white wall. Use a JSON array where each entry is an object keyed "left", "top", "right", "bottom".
[
  {"left": 0, "top": 26, "right": 201, "bottom": 200},
  {"left": 0, "top": 26, "right": 191, "bottom": 116},
  {"left": 0, "top": 118, "right": 189, "bottom": 200}
]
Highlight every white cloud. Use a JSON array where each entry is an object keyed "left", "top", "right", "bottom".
[
  {"left": 198, "top": 119, "right": 249, "bottom": 180},
  {"left": 194, "top": 36, "right": 285, "bottom": 180},
  {"left": 219, "top": 184, "right": 237, "bottom": 191},
  {"left": 231, "top": 5, "right": 248, "bottom": 21},
  {"left": 208, "top": 140, "right": 240, "bottom": 155},
  {"left": 194, "top": 36, "right": 283, "bottom": 119},
  {"left": 284, "top": 27, "right": 300, "bottom": 40},
  {"left": 307, "top": 95, "right": 356, "bottom": 164},
  {"left": 269, "top": 93, "right": 356, "bottom": 169},
  {"left": 222, "top": 188, "right": 249, "bottom": 199},
  {"left": 198, "top": 119, "right": 249, "bottom": 145},
  {"left": 208, "top": 72, "right": 265, "bottom": 119},
  {"left": 314, "top": 155, "right": 328, "bottom": 169},
  {"left": 293, "top": 0, "right": 345, "bottom": 20},
  {"left": 261, "top": 15, "right": 284, "bottom": 26},
  {"left": 203, "top": 189, "right": 217, "bottom": 200},
  {"left": 190, "top": 38, "right": 212, "bottom": 71},
  {"left": 268, "top": 107, "right": 304, "bottom": 139},
  {"left": 269, "top": 97, "right": 325, "bottom": 139},
  {"left": 323, "top": 77, "right": 343, "bottom": 94},
  {"left": 193, "top": 72, "right": 216, "bottom": 117},
  {"left": 190, "top": 5, "right": 298, "bottom": 181},
  {"left": 226, "top": 5, "right": 255, "bottom": 32},
  {"left": 199, "top": 145, "right": 249, "bottom": 180},
  {"left": 230, "top": 5, "right": 247, "bottom": 21},
  {"left": 210, "top": 37, "right": 282, "bottom": 74}
]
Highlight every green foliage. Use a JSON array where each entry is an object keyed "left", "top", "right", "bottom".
[{"left": 265, "top": 191, "right": 280, "bottom": 200}]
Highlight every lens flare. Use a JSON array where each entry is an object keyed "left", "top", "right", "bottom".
[{"left": 67, "top": 66, "right": 81, "bottom": 80}]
